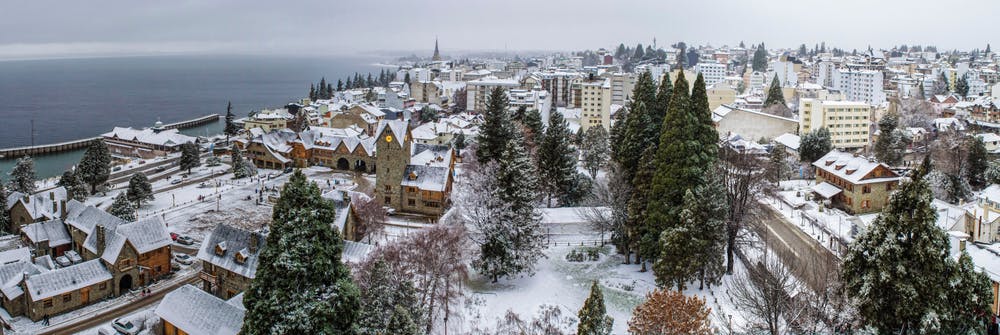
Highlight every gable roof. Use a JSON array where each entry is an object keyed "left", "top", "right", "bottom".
[
  {"left": 155, "top": 284, "right": 245, "bottom": 335},
  {"left": 25, "top": 259, "right": 112, "bottom": 302},
  {"left": 375, "top": 120, "right": 409, "bottom": 149},
  {"left": 0, "top": 261, "right": 39, "bottom": 300},
  {"left": 22, "top": 219, "right": 72, "bottom": 247},
  {"left": 63, "top": 200, "right": 126, "bottom": 235},
  {"left": 812, "top": 150, "right": 901, "bottom": 185},
  {"left": 83, "top": 216, "right": 170, "bottom": 263},
  {"left": 197, "top": 224, "right": 265, "bottom": 280},
  {"left": 10, "top": 187, "right": 69, "bottom": 221}
]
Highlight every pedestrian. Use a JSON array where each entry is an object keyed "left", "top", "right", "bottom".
[{"left": 43, "top": 314, "right": 49, "bottom": 326}]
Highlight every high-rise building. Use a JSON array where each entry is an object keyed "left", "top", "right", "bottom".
[
  {"left": 575, "top": 78, "right": 612, "bottom": 132},
  {"left": 694, "top": 62, "right": 727, "bottom": 87},
  {"left": 832, "top": 69, "right": 886, "bottom": 105},
  {"left": 799, "top": 99, "right": 872, "bottom": 149}
]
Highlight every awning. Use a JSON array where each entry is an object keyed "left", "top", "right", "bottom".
[{"left": 812, "top": 182, "right": 843, "bottom": 199}]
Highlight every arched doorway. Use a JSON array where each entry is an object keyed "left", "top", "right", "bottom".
[
  {"left": 337, "top": 158, "right": 350, "bottom": 170},
  {"left": 119, "top": 274, "right": 133, "bottom": 293},
  {"left": 355, "top": 160, "right": 367, "bottom": 172}
]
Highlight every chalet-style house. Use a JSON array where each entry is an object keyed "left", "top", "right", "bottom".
[
  {"left": 197, "top": 224, "right": 265, "bottom": 300},
  {"left": 811, "top": 150, "right": 901, "bottom": 215},
  {"left": 375, "top": 120, "right": 455, "bottom": 217},
  {"left": 235, "top": 126, "right": 376, "bottom": 172},
  {"left": 5, "top": 187, "right": 69, "bottom": 233},
  {"left": 155, "top": 284, "right": 245, "bottom": 335},
  {"left": 101, "top": 122, "right": 198, "bottom": 159}
]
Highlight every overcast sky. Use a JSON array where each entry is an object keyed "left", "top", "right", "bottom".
[{"left": 1, "top": 0, "right": 996, "bottom": 60}]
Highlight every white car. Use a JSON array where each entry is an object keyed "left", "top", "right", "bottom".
[
  {"left": 173, "top": 254, "right": 194, "bottom": 265},
  {"left": 55, "top": 256, "right": 72, "bottom": 267},
  {"left": 170, "top": 179, "right": 182, "bottom": 185},
  {"left": 112, "top": 318, "right": 139, "bottom": 335}
]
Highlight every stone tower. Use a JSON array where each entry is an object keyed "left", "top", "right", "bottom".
[
  {"left": 375, "top": 121, "right": 411, "bottom": 210},
  {"left": 432, "top": 37, "right": 442, "bottom": 61}
]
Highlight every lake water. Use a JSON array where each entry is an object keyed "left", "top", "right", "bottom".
[{"left": 0, "top": 54, "right": 389, "bottom": 178}]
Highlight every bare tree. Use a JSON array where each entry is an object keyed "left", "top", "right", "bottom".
[
  {"left": 578, "top": 163, "right": 634, "bottom": 263},
  {"left": 728, "top": 248, "right": 806, "bottom": 335},
  {"left": 476, "top": 305, "right": 574, "bottom": 335},
  {"left": 364, "top": 223, "right": 469, "bottom": 333},
  {"left": 718, "top": 145, "right": 772, "bottom": 274},
  {"left": 352, "top": 193, "right": 386, "bottom": 243}
]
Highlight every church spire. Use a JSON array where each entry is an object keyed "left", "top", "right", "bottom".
[{"left": 432, "top": 37, "right": 442, "bottom": 61}]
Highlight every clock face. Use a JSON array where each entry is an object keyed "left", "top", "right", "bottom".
[{"left": 385, "top": 135, "right": 393, "bottom": 143}]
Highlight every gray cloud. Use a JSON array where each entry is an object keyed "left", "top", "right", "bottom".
[{"left": 0, "top": 0, "right": 995, "bottom": 59}]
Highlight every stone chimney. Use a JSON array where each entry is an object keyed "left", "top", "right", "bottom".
[
  {"left": 96, "top": 224, "right": 107, "bottom": 256},
  {"left": 249, "top": 232, "right": 260, "bottom": 253},
  {"left": 49, "top": 192, "right": 54, "bottom": 201},
  {"left": 60, "top": 200, "right": 67, "bottom": 219}
]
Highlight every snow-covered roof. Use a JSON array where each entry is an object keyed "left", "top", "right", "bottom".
[
  {"left": 975, "top": 133, "right": 1000, "bottom": 143},
  {"left": 0, "top": 261, "right": 38, "bottom": 300},
  {"left": 774, "top": 133, "right": 801, "bottom": 151},
  {"left": 402, "top": 144, "right": 454, "bottom": 192},
  {"left": 63, "top": 200, "right": 125, "bottom": 235},
  {"left": 25, "top": 259, "right": 112, "bottom": 301},
  {"left": 0, "top": 247, "right": 30, "bottom": 265},
  {"left": 375, "top": 120, "right": 409, "bottom": 149},
  {"left": 9, "top": 187, "right": 69, "bottom": 221},
  {"left": 812, "top": 150, "right": 901, "bottom": 185},
  {"left": 197, "top": 224, "right": 265, "bottom": 280},
  {"left": 812, "top": 182, "right": 843, "bottom": 199},
  {"left": 83, "top": 216, "right": 170, "bottom": 264},
  {"left": 342, "top": 240, "right": 375, "bottom": 264},
  {"left": 155, "top": 284, "right": 245, "bottom": 335},
  {"left": 102, "top": 127, "right": 196, "bottom": 148},
  {"left": 22, "top": 219, "right": 72, "bottom": 247}
]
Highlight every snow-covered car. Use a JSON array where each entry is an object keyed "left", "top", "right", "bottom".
[
  {"left": 177, "top": 236, "right": 195, "bottom": 245},
  {"left": 112, "top": 318, "right": 139, "bottom": 335},
  {"left": 170, "top": 179, "right": 182, "bottom": 185},
  {"left": 65, "top": 250, "right": 83, "bottom": 264},
  {"left": 173, "top": 254, "right": 194, "bottom": 265},
  {"left": 55, "top": 256, "right": 72, "bottom": 267}
]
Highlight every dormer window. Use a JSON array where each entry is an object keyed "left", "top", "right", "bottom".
[
  {"left": 235, "top": 248, "right": 248, "bottom": 265},
  {"left": 835, "top": 164, "right": 845, "bottom": 170},
  {"left": 215, "top": 241, "right": 227, "bottom": 256},
  {"left": 409, "top": 171, "right": 418, "bottom": 180}
]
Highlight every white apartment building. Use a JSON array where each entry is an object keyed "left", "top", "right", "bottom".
[
  {"left": 832, "top": 69, "right": 886, "bottom": 106},
  {"left": 694, "top": 62, "right": 726, "bottom": 87},
  {"left": 749, "top": 71, "right": 766, "bottom": 92},
  {"left": 767, "top": 59, "right": 799, "bottom": 87},
  {"left": 605, "top": 72, "right": 636, "bottom": 107},
  {"left": 465, "top": 76, "right": 521, "bottom": 112},
  {"left": 578, "top": 78, "right": 612, "bottom": 132},
  {"left": 799, "top": 99, "right": 872, "bottom": 149},
  {"left": 508, "top": 89, "right": 552, "bottom": 123},
  {"left": 816, "top": 60, "right": 838, "bottom": 88}
]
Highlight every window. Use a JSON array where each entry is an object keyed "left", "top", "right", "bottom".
[
  {"left": 63, "top": 293, "right": 72, "bottom": 302},
  {"left": 43, "top": 299, "right": 53, "bottom": 308},
  {"left": 862, "top": 185, "right": 871, "bottom": 194},
  {"left": 384, "top": 196, "right": 391, "bottom": 203},
  {"left": 384, "top": 185, "right": 391, "bottom": 191},
  {"left": 100, "top": 282, "right": 107, "bottom": 290},
  {"left": 408, "top": 199, "right": 416, "bottom": 206}
]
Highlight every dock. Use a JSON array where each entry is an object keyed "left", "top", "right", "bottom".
[{"left": 0, "top": 114, "right": 220, "bottom": 159}]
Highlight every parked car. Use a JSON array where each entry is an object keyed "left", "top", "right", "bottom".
[
  {"left": 283, "top": 167, "right": 294, "bottom": 174},
  {"left": 154, "top": 166, "right": 167, "bottom": 173},
  {"left": 177, "top": 236, "right": 195, "bottom": 245},
  {"left": 170, "top": 179, "right": 182, "bottom": 185},
  {"left": 55, "top": 256, "right": 72, "bottom": 267},
  {"left": 173, "top": 254, "right": 194, "bottom": 265},
  {"left": 112, "top": 166, "right": 122, "bottom": 172},
  {"left": 171, "top": 262, "right": 181, "bottom": 272},
  {"left": 112, "top": 318, "right": 139, "bottom": 335},
  {"left": 96, "top": 326, "right": 117, "bottom": 335},
  {"left": 170, "top": 232, "right": 179, "bottom": 241},
  {"left": 65, "top": 250, "right": 83, "bottom": 264}
]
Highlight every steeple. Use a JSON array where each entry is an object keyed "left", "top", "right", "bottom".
[{"left": 432, "top": 37, "right": 442, "bottom": 61}]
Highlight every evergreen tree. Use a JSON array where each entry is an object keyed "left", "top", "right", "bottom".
[
  {"left": 224, "top": 101, "right": 239, "bottom": 143},
  {"left": 654, "top": 178, "right": 727, "bottom": 290},
  {"left": 842, "top": 159, "right": 977, "bottom": 334},
  {"left": 472, "top": 137, "right": 545, "bottom": 282},
  {"left": 874, "top": 112, "right": 905, "bottom": 166},
  {"left": 766, "top": 146, "right": 789, "bottom": 183},
  {"left": 935, "top": 72, "right": 950, "bottom": 95},
  {"left": 386, "top": 306, "right": 421, "bottom": 335},
  {"left": 614, "top": 43, "right": 627, "bottom": 60},
  {"left": 627, "top": 146, "right": 657, "bottom": 265},
  {"left": 956, "top": 74, "right": 970, "bottom": 97},
  {"left": 452, "top": 132, "right": 466, "bottom": 158},
  {"left": 966, "top": 136, "right": 989, "bottom": 190},
  {"left": 242, "top": 171, "right": 360, "bottom": 334},
  {"left": 8, "top": 156, "right": 36, "bottom": 194},
  {"left": 619, "top": 71, "right": 658, "bottom": 183},
  {"left": 690, "top": 73, "right": 719, "bottom": 152},
  {"left": 652, "top": 73, "right": 672, "bottom": 134},
  {"left": 537, "top": 111, "right": 577, "bottom": 207},
  {"left": 609, "top": 101, "right": 629, "bottom": 167},
  {"left": 126, "top": 173, "right": 153, "bottom": 207},
  {"left": 939, "top": 250, "right": 994, "bottom": 333},
  {"left": 522, "top": 108, "right": 545, "bottom": 149},
  {"left": 763, "top": 74, "right": 785, "bottom": 108},
  {"left": 232, "top": 147, "right": 250, "bottom": 179},
  {"left": 752, "top": 43, "right": 768, "bottom": 72},
  {"left": 108, "top": 193, "right": 135, "bottom": 222},
  {"left": 58, "top": 169, "right": 89, "bottom": 201},
  {"left": 337, "top": 79, "right": 344, "bottom": 91},
  {"left": 179, "top": 142, "right": 201, "bottom": 174},
  {"left": 403, "top": 72, "right": 411, "bottom": 86},
  {"left": 917, "top": 82, "right": 926, "bottom": 100},
  {"left": 633, "top": 43, "right": 645, "bottom": 60},
  {"left": 799, "top": 128, "right": 832, "bottom": 163},
  {"left": 475, "top": 87, "right": 514, "bottom": 165},
  {"left": 78, "top": 140, "right": 111, "bottom": 192},
  {"left": 580, "top": 126, "right": 609, "bottom": 179},
  {"left": 358, "top": 257, "right": 423, "bottom": 335},
  {"left": 0, "top": 181, "right": 10, "bottom": 233},
  {"left": 309, "top": 84, "right": 316, "bottom": 101},
  {"left": 577, "top": 282, "right": 613, "bottom": 335}
]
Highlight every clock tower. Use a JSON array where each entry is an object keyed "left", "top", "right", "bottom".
[{"left": 375, "top": 120, "right": 411, "bottom": 210}]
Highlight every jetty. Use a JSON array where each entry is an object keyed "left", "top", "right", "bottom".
[{"left": 0, "top": 114, "right": 219, "bottom": 159}]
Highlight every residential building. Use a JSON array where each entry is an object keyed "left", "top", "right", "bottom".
[
  {"left": 694, "top": 62, "right": 727, "bottom": 87},
  {"left": 832, "top": 68, "right": 886, "bottom": 105},
  {"left": 23, "top": 260, "right": 114, "bottom": 321},
  {"left": 236, "top": 126, "right": 375, "bottom": 171},
  {"left": 508, "top": 88, "right": 552, "bottom": 119},
  {"left": 707, "top": 82, "right": 737, "bottom": 111},
  {"left": 799, "top": 99, "right": 872, "bottom": 149},
  {"left": 604, "top": 72, "right": 636, "bottom": 107},
  {"left": 811, "top": 150, "right": 901, "bottom": 215},
  {"left": 155, "top": 284, "right": 245, "bottom": 335},
  {"left": 197, "top": 224, "right": 265, "bottom": 300},
  {"left": 465, "top": 77, "right": 520, "bottom": 112},
  {"left": 241, "top": 108, "right": 293, "bottom": 132},
  {"left": 523, "top": 71, "right": 581, "bottom": 108},
  {"left": 575, "top": 77, "right": 612, "bottom": 132},
  {"left": 5, "top": 187, "right": 68, "bottom": 233},
  {"left": 712, "top": 104, "right": 798, "bottom": 141}
]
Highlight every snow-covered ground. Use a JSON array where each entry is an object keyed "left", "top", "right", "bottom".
[{"left": 766, "top": 179, "right": 872, "bottom": 255}]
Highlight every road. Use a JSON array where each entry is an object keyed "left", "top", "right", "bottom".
[{"left": 755, "top": 204, "right": 841, "bottom": 292}]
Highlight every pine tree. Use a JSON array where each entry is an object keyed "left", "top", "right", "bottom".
[
  {"left": 577, "top": 282, "right": 613, "bottom": 335},
  {"left": 917, "top": 82, "right": 926, "bottom": 100},
  {"left": 337, "top": 79, "right": 344, "bottom": 91},
  {"left": 580, "top": 126, "right": 609, "bottom": 179},
  {"left": 0, "top": 181, "right": 10, "bottom": 233},
  {"left": 841, "top": 158, "right": 963, "bottom": 334},
  {"left": 108, "top": 193, "right": 135, "bottom": 221},
  {"left": 956, "top": 74, "right": 970, "bottom": 97},
  {"left": 522, "top": 108, "right": 545, "bottom": 149},
  {"left": 476, "top": 86, "right": 514, "bottom": 164},
  {"left": 766, "top": 146, "right": 788, "bottom": 183},
  {"left": 966, "top": 136, "right": 989, "bottom": 190},
  {"left": 752, "top": 43, "right": 768, "bottom": 72},
  {"left": 939, "top": 250, "right": 994, "bottom": 333},
  {"left": 242, "top": 171, "right": 360, "bottom": 334},
  {"left": 619, "top": 71, "right": 658, "bottom": 183},
  {"left": 232, "top": 147, "right": 250, "bottom": 179},
  {"left": 319, "top": 77, "right": 327, "bottom": 96},
  {"left": 654, "top": 178, "right": 726, "bottom": 290},
  {"left": 452, "top": 132, "right": 466, "bottom": 158},
  {"left": 403, "top": 72, "right": 411, "bottom": 86},
  {"left": 179, "top": 142, "right": 201, "bottom": 174},
  {"left": 537, "top": 111, "right": 577, "bottom": 207},
  {"left": 386, "top": 306, "right": 421, "bottom": 335},
  {"left": 763, "top": 74, "right": 785, "bottom": 108},
  {"left": 652, "top": 73, "right": 672, "bottom": 130},
  {"left": 358, "top": 257, "right": 423, "bottom": 335},
  {"left": 633, "top": 43, "right": 645, "bottom": 60},
  {"left": 799, "top": 128, "right": 832, "bottom": 163},
  {"left": 58, "top": 169, "right": 89, "bottom": 201},
  {"left": 874, "top": 112, "right": 905, "bottom": 166},
  {"left": 628, "top": 146, "right": 657, "bottom": 265},
  {"left": 126, "top": 173, "right": 153, "bottom": 207},
  {"left": 690, "top": 73, "right": 719, "bottom": 153},
  {"left": 78, "top": 140, "right": 111, "bottom": 192},
  {"left": 224, "top": 101, "right": 239, "bottom": 143},
  {"left": 8, "top": 156, "right": 36, "bottom": 194},
  {"left": 309, "top": 84, "right": 316, "bottom": 101}
]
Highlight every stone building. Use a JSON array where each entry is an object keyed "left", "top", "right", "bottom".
[
  {"left": 79, "top": 216, "right": 173, "bottom": 296},
  {"left": 23, "top": 259, "right": 114, "bottom": 321},
  {"left": 375, "top": 121, "right": 455, "bottom": 217},
  {"left": 101, "top": 123, "right": 197, "bottom": 159},
  {"left": 236, "top": 126, "right": 376, "bottom": 172},
  {"left": 155, "top": 284, "right": 245, "bottom": 335},
  {"left": 197, "top": 224, "right": 265, "bottom": 300},
  {"left": 5, "top": 187, "right": 68, "bottom": 233},
  {"left": 811, "top": 150, "right": 901, "bottom": 215}
]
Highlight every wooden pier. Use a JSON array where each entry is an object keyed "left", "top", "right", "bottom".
[{"left": 0, "top": 114, "right": 220, "bottom": 159}]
